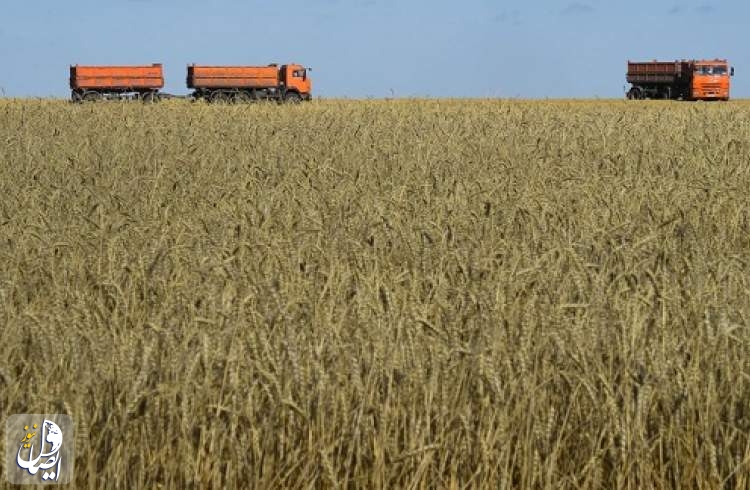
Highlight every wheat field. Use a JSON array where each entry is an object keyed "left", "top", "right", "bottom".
[{"left": 1, "top": 99, "right": 750, "bottom": 488}]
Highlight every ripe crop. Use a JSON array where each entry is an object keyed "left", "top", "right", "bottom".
[{"left": 1, "top": 99, "right": 750, "bottom": 488}]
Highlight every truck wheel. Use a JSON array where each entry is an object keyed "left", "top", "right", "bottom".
[
  {"left": 232, "top": 92, "right": 251, "bottom": 104},
  {"left": 71, "top": 91, "right": 83, "bottom": 103},
  {"left": 210, "top": 91, "right": 228, "bottom": 103},
  {"left": 284, "top": 92, "right": 302, "bottom": 104},
  {"left": 83, "top": 91, "right": 102, "bottom": 102},
  {"left": 142, "top": 92, "right": 158, "bottom": 104},
  {"left": 627, "top": 87, "right": 642, "bottom": 100}
]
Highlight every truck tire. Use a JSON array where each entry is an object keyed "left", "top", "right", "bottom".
[
  {"left": 210, "top": 91, "right": 229, "bottom": 103},
  {"left": 627, "top": 87, "right": 642, "bottom": 100},
  {"left": 284, "top": 91, "right": 302, "bottom": 104},
  {"left": 71, "top": 90, "right": 83, "bottom": 103},
  {"left": 82, "top": 91, "right": 102, "bottom": 102},
  {"left": 142, "top": 92, "right": 158, "bottom": 104},
  {"left": 232, "top": 91, "right": 251, "bottom": 104}
]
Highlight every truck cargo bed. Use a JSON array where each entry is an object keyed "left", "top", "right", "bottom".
[
  {"left": 626, "top": 61, "right": 692, "bottom": 84},
  {"left": 187, "top": 65, "right": 280, "bottom": 89},
  {"left": 70, "top": 64, "right": 164, "bottom": 90}
]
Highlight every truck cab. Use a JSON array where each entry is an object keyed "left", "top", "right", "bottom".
[
  {"left": 282, "top": 64, "right": 312, "bottom": 100},
  {"left": 691, "top": 60, "right": 733, "bottom": 100}
]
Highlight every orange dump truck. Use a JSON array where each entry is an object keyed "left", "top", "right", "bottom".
[
  {"left": 187, "top": 63, "right": 312, "bottom": 102},
  {"left": 70, "top": 64, "right": 164, "bottom": 102},
  {"left": 626, "top": 59, "right": 734, "bottom": 100}
]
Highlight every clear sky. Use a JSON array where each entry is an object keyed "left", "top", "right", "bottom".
[{"left": 0, "top": 0, "right": 747, "bottom": 98}]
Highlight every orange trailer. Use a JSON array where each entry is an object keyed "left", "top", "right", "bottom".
[
  {"left": 69, "top": 64, "right": 164, "bottom": 102},
  {"left": 187, "top": 63, "right": 312, "bottom": 102}
]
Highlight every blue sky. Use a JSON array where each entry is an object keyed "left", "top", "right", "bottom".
[{"left": 0, "top": 0, "right": 747, "bottom": 98}]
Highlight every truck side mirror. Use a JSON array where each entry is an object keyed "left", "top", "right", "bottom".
[{"left": 731, "top": 67, "right": 735, "bottom": 77}]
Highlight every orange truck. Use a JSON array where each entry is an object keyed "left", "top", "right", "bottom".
[
  {"left": 69, "top": 64, "right": 164, "bottom": 102},
  {"left": 626, "top": 59, "right": 734, "bottom": 100},
  {"left": 186, "top": 63, "right": 312, "bottom": 102}
]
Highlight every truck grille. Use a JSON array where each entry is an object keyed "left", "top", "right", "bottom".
[{"left": 698, "top": 83, "right": 724, "bottom": 97}]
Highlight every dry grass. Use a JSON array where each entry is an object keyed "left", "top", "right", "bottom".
[{"left": 2, "top": 98, "right": 750, "bottom": 488}]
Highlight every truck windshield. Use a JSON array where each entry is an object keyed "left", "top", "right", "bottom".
[{"left": 695, "top": 66, "right": 728, "bottom": 75}]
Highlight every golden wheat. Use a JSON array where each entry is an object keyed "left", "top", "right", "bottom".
[{"left": 1, "top": 98, "right": 750, "bottom": 488}]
